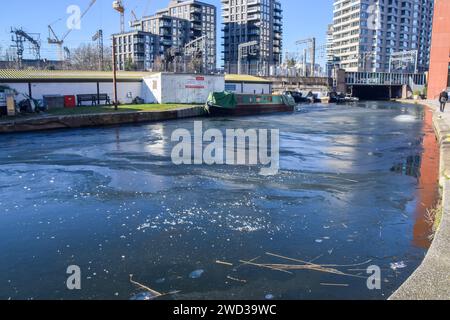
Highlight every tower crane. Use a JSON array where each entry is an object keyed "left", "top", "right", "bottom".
[
  {"left": 113, "top": 1, "right": 126, "bottom": 33},
  {"left": 131, "top": 10, "right": 139, "bottom": 23},
  {"left": 48, "top": 0, "right": 97, "bottom": 61},
  {"left": 129, "top": 9, "right": 140, "bottom": 29}
]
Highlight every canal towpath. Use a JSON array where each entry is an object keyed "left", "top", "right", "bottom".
[{"left": 391, "top": 100, "right": 450, "bottom": 300}]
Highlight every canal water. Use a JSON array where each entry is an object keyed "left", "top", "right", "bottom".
[{"left": 0, "top": 101, "right": 439, "bottom": 300}]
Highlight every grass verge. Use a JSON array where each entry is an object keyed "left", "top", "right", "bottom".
[
  {"left": 425, "top": 201, "right": 443, "bottom": 241},
  {"left": 46, "top": 104, "right": 199, "bottom": 116}
]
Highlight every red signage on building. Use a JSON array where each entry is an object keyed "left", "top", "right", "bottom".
[{"left": 185, "top": 76, "right": 206, "bottom": 89}]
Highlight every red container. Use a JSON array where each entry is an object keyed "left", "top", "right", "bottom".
[{"left": 64, "top": 95, "right": 76, "bottom": 108}]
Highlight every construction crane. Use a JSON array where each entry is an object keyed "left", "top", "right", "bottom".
[
  {"left": 48, "top": 0, "right": 97, "bottom": 61},
  {"left": 92, "top": 30, "right": 104, "bottom": 70},
  {"left": 129, "top": 9, "right": 140, "bottom": 29},
  {"left": 131, "top": 9, "right": 139, "bottom": 23},
  {"left": 113, "top": 1, "right": 126, "bottom": 33},
  {"left": 10, "top": 28, "right": 41, "bottom": 68},
  {"left": 296, "top": 38, "right": 316, "bottom": 77}
]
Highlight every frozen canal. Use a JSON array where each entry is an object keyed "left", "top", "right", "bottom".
[{"left": 0, "top": 101, "right": 439, "bottom": 300}]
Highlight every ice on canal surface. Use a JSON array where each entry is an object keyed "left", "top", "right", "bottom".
[{"left": 0, "top": 102, "right": 439, "bottom": 300}]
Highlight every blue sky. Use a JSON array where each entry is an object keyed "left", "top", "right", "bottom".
[{"left": 0, "top": 0, "right": 333, "bottom": 66}]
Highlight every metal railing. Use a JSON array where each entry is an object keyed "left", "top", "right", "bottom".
[{"left": 345, "top": 72, "right": 426, "bottom": 86}]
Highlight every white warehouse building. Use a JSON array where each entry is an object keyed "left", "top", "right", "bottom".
[{"left": 0, "top": 70, "right": 272, "bottom": 108}]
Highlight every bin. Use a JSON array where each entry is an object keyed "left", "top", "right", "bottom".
[
  {"left": 64, "top": 95, "right": 76, "bottom": 108},
  {"left": 43, "top": 95, "right": 65, "bottom": 110}
]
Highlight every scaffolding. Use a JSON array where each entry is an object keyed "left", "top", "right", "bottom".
[
  {"left": 184, "top": 36, "right": 206, "bottom": 73},
  {"left": 92, "top": 30, "right": 104, "bottom": 70},
  {"left": 10, "top": 28, "right": 41, "bottom": 69},
  {"left": 237, "top": 41, "right": 258, "bottom": 75},
  {"left": 389, "top": 50, "right": 418, "bottom": 74}
]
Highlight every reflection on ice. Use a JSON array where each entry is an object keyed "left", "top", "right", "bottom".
[
  {"left": 393, "top": 115, "right": 420, "bottom": 123},
  {"left": 0, "top": 102, "right": 439, "bottom": 300}
]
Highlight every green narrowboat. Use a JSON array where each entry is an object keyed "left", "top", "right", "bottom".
[{"left": 205, "top": 92, "right": 296, "bottom": 116}]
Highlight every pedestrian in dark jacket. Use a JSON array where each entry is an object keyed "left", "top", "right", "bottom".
[{"left": 440, "top": 90, "right": 449, "bottom": 112}]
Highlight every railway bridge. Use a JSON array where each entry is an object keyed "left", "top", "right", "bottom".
[
  {"left": 265, "top": 71, "right": 426, "bottom": 100},
  {"left": 341, "top": 71, "right": 427, "bottom": 100}
]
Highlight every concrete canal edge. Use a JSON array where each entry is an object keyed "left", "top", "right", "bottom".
[
  {"left": 0, "top": 106, "right": 206, "bottom": 133},
  {"left": 390, "top": 101, "right": 450, "bottom": 300}
]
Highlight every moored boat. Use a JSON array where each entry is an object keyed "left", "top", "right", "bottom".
[{"left": 205, "top": 92, "right": 296, "bottom": 116}]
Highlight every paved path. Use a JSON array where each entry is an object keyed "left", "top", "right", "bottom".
[{"left": 391, "top": 100, "right": 450, "bottom": 300}]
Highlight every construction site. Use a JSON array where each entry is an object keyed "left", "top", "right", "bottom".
[
  {"left": 0, "top": 0, "right": 431, "bottom": 114},
  {"left": 0, "top": 0, "right": 330, "bottom": 76},
  {"left": 1, "top": 0, "right": 211, "bottom": 73}
]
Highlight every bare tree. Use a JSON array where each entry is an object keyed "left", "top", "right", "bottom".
[
  {"left": 185, "top": 50, "right": 203, "bottom": 74},
  {"left": 286, "top": 57, "right": 297, "bottom": 68},
  {"left": 152, "top": 56, "right": 164, "bottom": 72},
  {"left": 68, "top": 43, "right": 112, "bottom": 71},
  {"left": 0, "top": 46, "right": 16, "bottom": 69}
]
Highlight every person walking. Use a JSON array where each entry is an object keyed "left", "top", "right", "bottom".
[{"left": 439, "top": 89, "right": 449, "bottom": 112}]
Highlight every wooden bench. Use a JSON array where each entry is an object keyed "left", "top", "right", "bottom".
[{"left": 77, "top": 94, "right": 111, "bottom": 106}]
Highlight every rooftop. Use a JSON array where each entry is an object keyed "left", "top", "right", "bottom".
[
  {"left": 0, "top": 70, "right": 152, "bottom": 81},
  {"left": 224, "top": 74, "right": 272, "bottom": 83},
  {"left": 0, "top": 69, "right": 271, "bottom": 84}
]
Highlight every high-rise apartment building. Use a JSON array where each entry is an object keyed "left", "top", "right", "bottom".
[
  {"left": 222, "top": 0, "right": 283, "bottom": 76},
  {"left": 135, "top": 14, "right": 190, "bottom": 59},
  {"left": 112, "top": 30, "right": 157, "bottom": 71},
  {"left": 156, "top": 0, "right": 217, "bottom": 71},
  {"left": 331, "top": 0, "right": 434, "bottom": 73},
  {"left": 117, "top": 0, "right": 217, "bottom": 72},
  {"left": 326, "top": 24, "right": 336, "bottom": 77}
]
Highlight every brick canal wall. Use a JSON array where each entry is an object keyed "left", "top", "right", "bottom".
[
  {"left": 0, "top": 106, "right": 206, "bottom": 134},
  {"left": 391, "top": 100, "right": 450, "bottom": 300}
]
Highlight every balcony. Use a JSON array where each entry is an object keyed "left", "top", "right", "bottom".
[
  {"left": 191, "top": 13, "right": 202, "bottom": 22},
  {"left": 274, "top": 20, "right": 282, "bottom": 26},
  {"left": 190, "top": 5, "right": 202, "bottom": 13},
  {"left": 247, "top": 14, "right": 260, "bottom": 21},
  {"left": 247, "top": 6, "right": 261, "bottom": 14},
  {"left": 248, "top": 0, "right": 260, "bottom": 5},
  {"left": 160, "top": 30, "right": 172, "bottom": 37},
  {"left": 191, "top": 22, "right": 202, "bottom": 31},
  {"left": 248, "top": 29, "right": 260, "bottom": 36}
]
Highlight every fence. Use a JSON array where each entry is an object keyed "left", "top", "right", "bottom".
[{"left": 345, "top": 72, "right": 426, "bottom": 86}]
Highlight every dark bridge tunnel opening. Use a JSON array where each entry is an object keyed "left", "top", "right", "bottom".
[{"left": 350, "top": 85, "right": 403, "bottom": 101}]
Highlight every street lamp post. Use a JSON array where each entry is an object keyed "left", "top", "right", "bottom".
[{"left": 112, "top": 36, "right": 118, "bottom": 111}]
